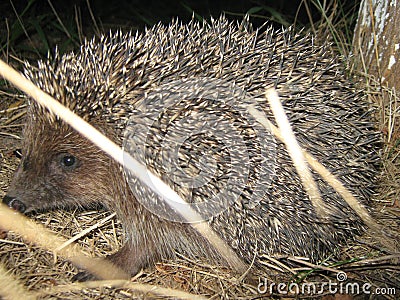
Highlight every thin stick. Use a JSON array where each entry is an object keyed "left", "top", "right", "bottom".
[
  {"left": 0, "top": 203, "right": 129, "bottom": 280},
  {"left": 0, "top": 264, "right": 37, "bottom": 300},
  {"left": 247, "top": 100, "right": 397, "bottom": 253},
  {"left": 55, "top": 212, "right": 117, "bottom": 252},
  {"left": 0, "top": 59, "right": 246, "bottom": 274},
  {"left": 44, "top": 280, "right": 208, "bottom": 300},
  {"left": 263, "top": 88, "right": 327, "bottom": 217}
]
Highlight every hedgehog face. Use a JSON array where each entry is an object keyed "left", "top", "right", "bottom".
[{"left": 3, "top": 120, "right": 116, "bottom": 214}]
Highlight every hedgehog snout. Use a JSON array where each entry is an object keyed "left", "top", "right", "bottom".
[{"left": 2, "top": 195, "right": 27, "bottom": 213}]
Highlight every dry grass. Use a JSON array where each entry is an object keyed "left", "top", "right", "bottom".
[
  {"left": 0, "top": 3, "right": 399, "bottom": 298},
  {"left": 1, "top": 58, "right": 399, "bottom": 299}
]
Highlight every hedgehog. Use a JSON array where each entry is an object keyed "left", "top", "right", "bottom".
[{"left": 3, "top": 16, "right": 380, "bottom": 280}]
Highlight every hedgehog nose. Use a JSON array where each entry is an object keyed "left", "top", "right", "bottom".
[{"left": 2, "top": 195, "right": 26, "bottom": 213}]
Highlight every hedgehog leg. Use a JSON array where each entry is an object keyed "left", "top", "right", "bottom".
[
  {"left": 72, "top": 242, "right": 153, "bottom": 281},
  {"left": 106, "top": 242, "right": 152, "bottom": 276}
]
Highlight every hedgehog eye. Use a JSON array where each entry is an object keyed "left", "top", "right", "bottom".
[{"left": 59, "top": 153, "right": 79, "bottom": 170}]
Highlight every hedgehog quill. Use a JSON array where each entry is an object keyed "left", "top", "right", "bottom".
[{"left": 3, "top": 16, "right": 380, "bottom": 280}]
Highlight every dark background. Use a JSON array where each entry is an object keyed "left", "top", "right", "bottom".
[
  {"left": 1, "top": 0, "right": 361, "bottom": 58},
  {"left": 4, "top": 0, "right": 361, "bottom": 27}
]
